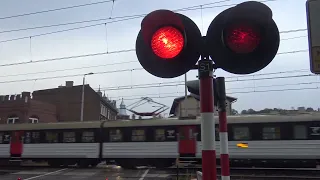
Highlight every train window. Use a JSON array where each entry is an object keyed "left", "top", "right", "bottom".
[
  {"left": 294, "top": 125, "right": 307, "bottom": 139},
  {"left": 155, "top": 129, "right": 165, "bottom": 141},
  {"left": 109, "top": 129, "right": 123, "bottom": 142},
  {"left": 45, "top": 132, "right": 59, "bottom": 143},
  {"left": 215, "top": 127, "right": 220, "bottom": 141},
  {"left": 262, "top": 127, "right": 280, "bottom": 140},
  {"left": 24, "top": 132, "right": 32, "bottom": 143},
  {"left": 132, "top": 129, "right": 146, "bottom": 141},
  {"left": 63, "top": 132, "right": 76, "bottom": 143},
  {"left": 28, "top": 132, "right": 41, "bottom": 143},
  {"left": 0, "top": 133, "right": 3, "bottom": 143},
  {"left": 233, "top": 127, "right": 251, "bottom": 140},
  {"left": 81, "top": 131, "right": 95, "bottom": 143},
  {"left": 2, "top": 133, "right": 10, "bottom": 144},
  {"left": 165, "top": 129, "right": 177, "bottom": 141}
]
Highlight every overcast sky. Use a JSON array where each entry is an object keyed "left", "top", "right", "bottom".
[{"left": 0, "top": 0, "right": 316, "bottom": 116}]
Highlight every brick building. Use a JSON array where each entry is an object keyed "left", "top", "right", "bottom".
[
  {"left": 0, "top": 92, "right": 57, "bottom": 124},
  {"left": 32, "top": 81, "right": 118, "bottom": 122}
]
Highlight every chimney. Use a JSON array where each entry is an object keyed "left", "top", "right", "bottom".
[
  {"left": 0, "top": 95, "right": 4, "bottom": 102},
  {"left": 10, "top": 95, "right": 15, "bottom": 101},
  {"left": 4, "top": 95, "right": 9, "bottom": 101},
  {"left": 97, "top": 91, "right": 102, "bottom": 97},
  {"left": 22, "top": 92, "right": 31, "bottom": 103},
  {"left": 16, "top": 94, "right": 21, "bottom": 100},
  {"left": 65, "top": 81, "right": 74, "bottom": 87}
]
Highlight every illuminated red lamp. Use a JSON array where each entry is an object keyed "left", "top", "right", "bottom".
[
  {"left": 151, "top": 26, "right": 185, "bottom": 59},
  {"left": 224, "top": 24, "right": 261, "bottom": 54}
]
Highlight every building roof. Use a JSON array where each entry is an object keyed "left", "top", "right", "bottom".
[
  {"left": 33, "top": 84, "right": 118, "bottom": 112},
  {"left": 169, "top": 94, "right": 237, "bottom": 115}
]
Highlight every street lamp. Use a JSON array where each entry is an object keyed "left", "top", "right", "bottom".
[{"left": 80, "top": 72, "right": 94, "bottom": 122}]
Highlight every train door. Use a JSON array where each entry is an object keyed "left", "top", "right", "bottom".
[
  {"left": 178, "top": 125, "right": 197, "bottom": 157},
  {"left": 10, "top": 131, "right": 24, "bottom": 158}
]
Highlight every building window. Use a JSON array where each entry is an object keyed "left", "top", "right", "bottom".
[
  {"left": 7, "top": 115, "right": 19, "bottom": 124},
  {"left": 28, "top": 117, "right": 39, "bottom": 124}
]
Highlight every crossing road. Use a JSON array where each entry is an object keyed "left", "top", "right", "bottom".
[{"left": 0, "top": 166, "right": 178, "bottom": 180}]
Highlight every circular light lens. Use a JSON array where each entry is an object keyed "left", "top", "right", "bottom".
[
  {"left": 151, "top": 26, "right": 184, "bottom": 59},
  {"left": 225, "top": 24, "right": 261, "bottom": 54}
]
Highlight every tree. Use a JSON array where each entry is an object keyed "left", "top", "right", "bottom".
[
  {"left": 241, "top": 110, "right": 247, "bottom": 114},
  {"left": 231, "top": 109, "right": 238, "bottom": 115},
  {"left": 247, "top": 108, "right": 256, "bottom": 114},
  {"left": 306, "top": 107, "right": 314, "bottom": 112}
]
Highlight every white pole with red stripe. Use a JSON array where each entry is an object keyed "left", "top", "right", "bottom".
[
  {"left": 216, "top": 77, "right": 230, "bottom": 180},
  {"left": 198, "top": 59, "right": 217, "bottom": 180}
]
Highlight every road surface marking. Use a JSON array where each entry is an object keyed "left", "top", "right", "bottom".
[
  {"left": 139, "top": 169, "right": 150, "bottom": 180},
  {"left": 24, "top": 168, "right": 68, "bottom": 180}
]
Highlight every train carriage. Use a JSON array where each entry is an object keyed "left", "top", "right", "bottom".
[{"left": 0, "top": 114, "right": 319, "bottom": 168}]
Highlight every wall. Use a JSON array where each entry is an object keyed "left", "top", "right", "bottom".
[
  {"left": 33, "top": 84, "right": 117, "bottom": 122},
  {"left": 175, "top": 96, "right": 233, "bottom": 117},
  {"left": 0, "top": 95, "right": 57, "bottom": 124}
]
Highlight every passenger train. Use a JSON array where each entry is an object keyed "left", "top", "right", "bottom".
[{"left": 0, "top": 114, "right": 319, "bottom": 168}]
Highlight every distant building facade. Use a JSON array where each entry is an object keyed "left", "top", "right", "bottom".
[
  {"left": 0, "top": 92, "right": 57, "bottom": 124},
  {"left": 32, "top": 81, "right": 118, "bottom": 122},
  {"left": 169, "top": 95, "right": 237, "bottom": 118}
]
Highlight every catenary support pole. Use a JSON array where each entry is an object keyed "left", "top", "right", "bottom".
[
  {"left": 217, "top": 77, "right": 230, "bottom": 180},
  {"left": 198, "top": 58, "right": 217, "bottom": 180}
]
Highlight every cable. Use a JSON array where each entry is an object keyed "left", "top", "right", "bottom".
[
  {"left": 0, "top": 44, "right": 307, "bottom": 68},
  {"left": 0, "top": 68, "right": 142, "bottom": 84},
  {"left": 0, "top": 0, "right": 299, "bottom": 43},
  {"left": 0, "top": 48, "right": 135, "bottom": 67},
  {"left": 0, "top": 16, "right": 142, "bottom": 43},
  {"left": 98, "top": 73, "right": 317, "bottom": 91},
  {"left": 120, "top": 86, "right": 320, "bottom": 101},
  {"left": 0, "top": 46, "right": 308, "bottom": 78},
  {"left": 0, "top": 60, "right": 137, "bottom": 78},
  {"left": 110, "top": 80, "right": 320, "bottom": 100},
  {"left": 0, "top": 49, "right": 311, "bottom": 85},
  {"left": 0, "top": 0, "right": 115, "bottom": 20},
  {"left": 0, "top": 0, "right": 231, "bottom": 34}
]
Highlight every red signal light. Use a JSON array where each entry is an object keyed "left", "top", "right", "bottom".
[
  {"left": 225, "top": 24, "right": 261, "bottom": 54},
  {"left": 151, "top": 26, "right": 184, "bottom": 59}
]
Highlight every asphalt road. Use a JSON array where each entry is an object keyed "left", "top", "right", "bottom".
[{"left": 0, "top": 166, "right": 181, "bottom": 180}]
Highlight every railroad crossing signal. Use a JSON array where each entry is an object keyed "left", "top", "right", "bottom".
[
  {"left": 135, "top": 1, "right": 280, "bottom": 78},
  {"left": 306, "top": 0, "right": 320, "bottom": 74}
]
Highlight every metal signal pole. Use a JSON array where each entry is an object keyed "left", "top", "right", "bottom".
[
  {"left": 198, "top": 58, "right": 217, "bottom": 180},
  {"left": 216, "top": 77, "right": 230, "bottom": 180}
]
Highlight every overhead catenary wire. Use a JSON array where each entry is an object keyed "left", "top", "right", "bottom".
[
  {"left": 110, "top": 81, "right": 320, "bottom": 99},
  {"left": 0, "top": 32, "right": 308, "bottom": 78},
  {"left": 0, "top": 0, "right": 232, "bottom": 34},
  {"left": 0, "top": 0, "right": 282, "bottom": 34},
  {"left": 0, "top": 0, "right": 296, "bottom": 43},
  {"left": 118, "top": 86, "right": 320, "bottom": 101},
  {"left": 0, "top": 45, "right": 308, "bottom": 68},
  {"left": 0, "top": 65, "right": 316, "bottom": 86},
  {"left": 0, "top": 0, "right": 115, "bottom": 21},
  {"left": 97, "top": 73, "right": 318, "bottom": 91}
]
